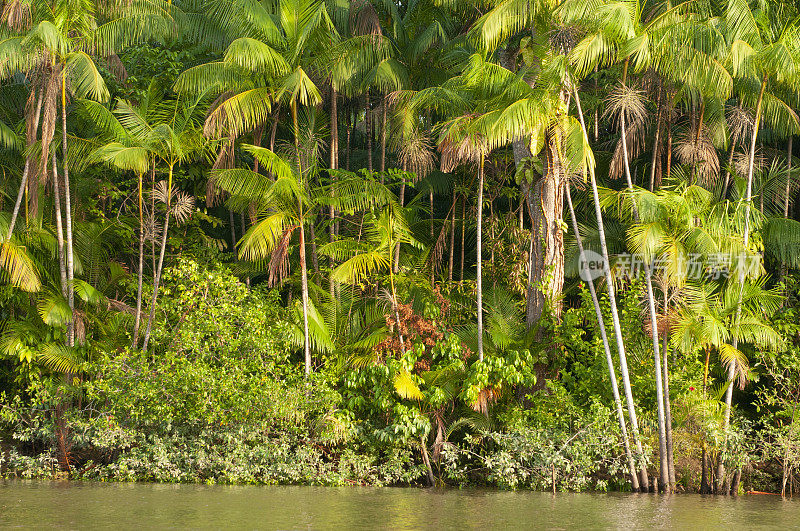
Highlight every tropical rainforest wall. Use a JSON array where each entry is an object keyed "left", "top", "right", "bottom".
[{"left": 1, "top": 0, "right": 800, "bottom": 494}]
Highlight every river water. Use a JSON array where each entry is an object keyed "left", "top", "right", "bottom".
[{"left": 1, "top": 481, "right": 799, "bottom": 529}]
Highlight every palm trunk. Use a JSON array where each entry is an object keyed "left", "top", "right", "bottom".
[
  {"left": 448, "top": 189, "right": 456, "bottom": 285},
  {"left": 132, "top": 170, "right": 145, "bottom": 349},
  {"left": 299, "top": 216, "right": 312, "bottom": 375},
  {"left": 719, "top": 75, "right": 768, "bottom": 493},
  {"left": 476, "top": 154, "right": 485, "bottom": 361},
  {"left": 459, "top": 195, "right": 466, "bottom": 283},
  {"left": 365, "top": 90, "right": 373, "bottom": 173},
  {"left": 292, "top": 100, "right": 312, "bottom": 376},
  {"left": 701, "top": 347, "right": 712, "bottom": 494},
  {"left": 574, "top": 83, "right": 649, "bottom": 491},
  {"left": 566, "top": 183, "right": 639, "bottom": 491},
  {"left": 525, "top": 126, "right": 565, "bottom": 327},
  {"left": 380, "top": 96, "right": 387, "bottom": 172},
  {"left": 329, "top": 88, "right": 339, "bottom": 297},
  {"left": 7, "top": 88, "right": 44, "bottom": 241},
  {"left": 60, "top": 71, "right": 75, "bottom": 347},
  {"left": 430, "top": 190, "right": 435, "bottom": 285},
  {"left": 785, "top": 136, "right": 793, "bottom": 218},
  {"left": 649, "top": 84, "right": 664, "bottom": 192},
  {"left": 662, "top": 295, "right": 676, "bottom": 491},
  {"left": 722, "top": 133, "right": 739, "bottom": 199},
  {"left": 141, "top": 165, "right": 173, "bottom": 352},
  {"left": 346, "top": 111, "right": 352, "bottom": 171},
  {"left": 621, "top": 86, "right": 668, "bottom": 491},
  {"left": 52, "top": 153, "right": 68, "bottom": 298}
]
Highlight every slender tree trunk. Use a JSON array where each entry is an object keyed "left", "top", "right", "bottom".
[
  {"left": 448, "top": 189, "right": 456, "bottom": 285},
  {"left": 459, "top": 195, "right": 465, "bottom": 283},
  {"left": 719, "top": 75, "right": 768, "bottom": 493},
  {"left": 380, "top": 96, "right": 387, "bottom": 172},
  {"left": 52, "top": 153, "right": 68, "bottom": 298},
  {"left": 299, "top": 214, "right": 312, "bottom": 376},
  {"left": 292, "top": 100, "right": 312, "bottom": 375},
  {"left": 477, "top": 154, "right": 485, "bottom": 361},
  {"left": 649, "top": 84, "right": 664, "bottom": 192},
  {"left": 60, "top": 71, "right": 75, "bottom": 347},
  {"left": 7, "top": 88, "right": 44, "bottom": 241},
  {"left": 346, "top": 111, "right": 352, "bottom": 171},
  {"left": 142, "top": 165, "right": 173, "bottom": 352},
  {"left": 430, "top": 189, "right": 435, "bottom": 285},
  {"left": 662, "top": 295, "right": 676, "bottom": 491},
  {"left": 132, "top": 169, "right": 145, "bottom": 349},
  {"left": 365, "top": 90, "right": 373, "bottom": 173},
  {"left": 574, "top": 83, "right": 649, "bottom": 491},
  {"left": 329, "top": 88, "right": 339, "bottom": 297},
  {"left": 567, "top": 183, "right": 639, "bottom": 491},
  {"left": 785, "top": 136, "right": 793, "bottom": 218},
  {"left": 722, "top": 133, "right": 739, "bottom": 200},
  {"left": 620, "top": 84, "right": 668, "bottom": 491},
  {"left": 701, "top": 347, "right": 712, "bottom": 494}
]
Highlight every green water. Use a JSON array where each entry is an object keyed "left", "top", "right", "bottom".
[{"left": 1, "top": 481, "right": 799, "bottom": 529}]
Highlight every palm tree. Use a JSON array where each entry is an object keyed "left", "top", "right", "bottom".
[
  {"left": 719, "top": 0, "right": 800, "bottom": 491},
  {"left": 572, "top": 81, "right": 651, "bottom": 491},
  {"left": 138, "top": 93, "right": 206, "bottom": 351},
  {"left": 83, "top": 94, "right": 157, "bottom": 348}
]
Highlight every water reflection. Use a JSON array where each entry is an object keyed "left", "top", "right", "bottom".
[{"left": 1, "top": 481, "right": 798, "bottom": 529}]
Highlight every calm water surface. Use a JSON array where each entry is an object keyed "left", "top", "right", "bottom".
[{"left": 1, "top": 480, "right": 799, "bottom": 529}]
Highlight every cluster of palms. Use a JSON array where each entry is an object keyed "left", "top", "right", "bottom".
[{"left": 1, "top": 0, "right": 800, "bottom": 492}]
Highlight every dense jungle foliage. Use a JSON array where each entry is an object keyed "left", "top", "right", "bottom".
[{"left": 1, "top": 0, "right": 800, "bottom": 495}]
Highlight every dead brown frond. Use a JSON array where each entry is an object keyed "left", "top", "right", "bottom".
[
  {"left": 734, "top": 148, "right": 766, "bottom": 176},
  {"left": 104, "top": 54, "right": 128, "bottom": 83},
  {"left": 349, "top": 0, "right": 382, "bottom": 39},
  {"left": 726, "top": 104, "right": 754, "bottom": 144},
  {"left": 2, "top": 0, "right": 32, "bottom": 31},
  {"left": 439, "top": 121, "right": 485, "bottom": 173},
  {"left": 604, "top": 83, "right": 649, "bottom": 129},
  {"left": 609, "top": 119, "right": 648, "bottom": 179},
  {"left": 470, "top": 387, "right": 499, "bottom": 415},
  {"left": 170, "top": 191, "right": 195, "bottom": 224},
  {"left": 399, "top": 132, "right": 435, "bottom": 179},
  {"left": 674, "top": 127, "right": 720, "bottom": 185},
  {"left": 268, "top": 226, "right": 296, "bottom": 287}
]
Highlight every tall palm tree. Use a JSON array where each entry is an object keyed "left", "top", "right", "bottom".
[{"left": 719, "top": 0, "right": 800, "bottom": 491}]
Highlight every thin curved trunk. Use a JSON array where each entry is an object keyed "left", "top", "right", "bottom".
[
  {"left": 649, "top": 83, "right": 664, "bottom": 192},
  {"left": 622, "top": 100, "right": 668, "bottom": 492},
  {"left": 719, "top": 75, "right": 768, "bottom": 493},
  {"left": 785, "top": 137, "right": 793, "bottom": 218},
  {"left": 380, "top": 95, "right": 387, "bottom": 172},
  {"left": 460, "top": 195, "right": 466, "bottom": 283},
  {"left": 132, "top": 169, "right": 145, "bottom": 349},
  {"left": 662, "top": 292, "right": 676, "bottom": 491},
  {"left": 566, "top": 183, "right": 639, "bottom": 491},
  {"left": 141, "top": 165, "right": 173, "bottom": 352},
  {"left": 701, "top": 347, "right": 712, "bottom": 494},
  {"left": 7, "top": 88, "right": 44, "bottom": 241},
  {"left": 52, "top": 153, "right": 67, "bottom": 298},
  {"left": 61, "top": 71, "right": 75, "bottom": 347},
  {"left": 329, "top": 87, "right": 338, "bottom": 297},
  {"left": 365, "top": 90, "right": 373, "bottom": 173},
  {"left": 574, "top": 85, "right": 649, "bottom": 490},
  {"left": 477, "top": 154, "right": 485, "bottom": 361},
  {"left": 448, "top": 188, "right": 456, "bottom": 285},
  {"left": 722, "top": 133, "right": 739, "bottom": 199},
  {"left": 292, "top": 100, "right": 312, "bottom": 375}
]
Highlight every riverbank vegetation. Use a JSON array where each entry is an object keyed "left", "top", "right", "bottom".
[{"left": 1, "top": 0, "right": 800, "bottom": 494}]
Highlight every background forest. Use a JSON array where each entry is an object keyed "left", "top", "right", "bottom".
[{"left": 1, "top": 0, "right": 800, "bottom": 495}]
